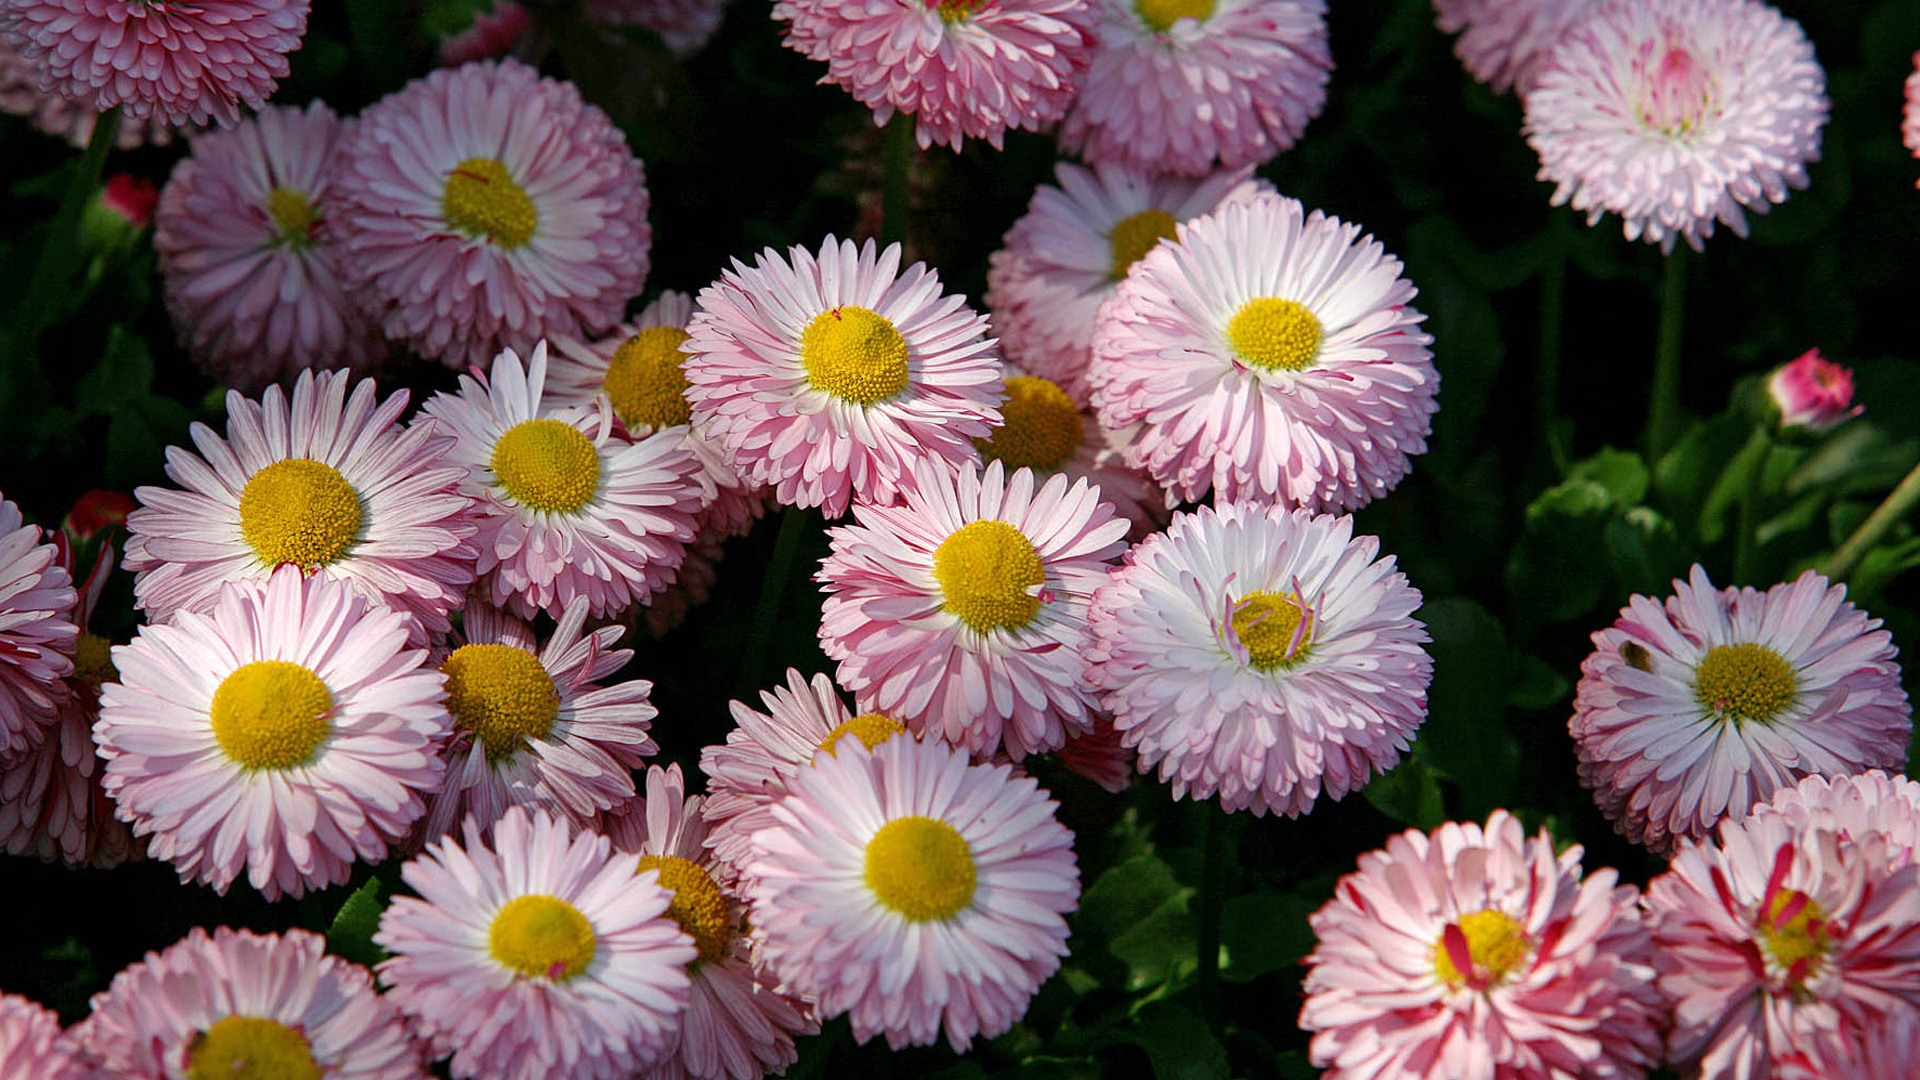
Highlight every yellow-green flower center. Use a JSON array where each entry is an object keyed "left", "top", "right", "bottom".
[
  {"left": 441, "top": 643, "right": 560, "bottom": 760},
  {"left": 1108, "top": 208, "right": 1180, "bottom": 280},
  {"left": 1227, "top": 297, "right": 1323, "bottom": 373},
  {"left": 209, "top": 660, "right": 332, "bottom": 771},
  {"left": 1694, "top": 643, "right": 1797, "bottom": 726},
  {"left": 604, "top": 327, "right": 693, "bottom": 431},
  {"left": 490, "top": 418, "right": 601, "bottom": 514},
  {"left": 1433, "top": 909, "right": 1532, "bottom": 990},
  {"left": 864, "top": 815, "right": 976, "bottom": 922},
  {"left": 442, "top": 157, "right": 537, "bottom": 248},
  {"left": 935, "top": 0, "right": 985, "bottom": 22},
  {"left": 237, "top": 458, "right": 364, "bottom": 569},
  {"left": 1135, "top": 0, "right": 1214, "bottom": 33},
  {"left": 637, "top": 854, "right": 732, "bottom": 966},
  {"left": 818, "top": 712, "right": 909, "bottom": 757},
  {"left": 801, "top": 306, "right": 911, "bottom": 406},
  {"left": 265, "top": 186, "right": 317, "bottom": 248},
  {"left": 75, "top": 631, "right": 118, "bottom": 686},
  {"left": 489, "top": 894, "right": 597, "bottom": 980},
  {"left": 185, "top": 1016, "right": 323, "bottom": 1080},
  {"left": 932, "top": 519, "right": 1045, "bottom": 633},
  {"left": 1757, "top": 887, "right": 1832, "bottom": 989},
  {"left": 977, "top": 376, "right": 1083, "bottom": 471},
  {"left": 1230, "top": 590, "right": 1314, "bottom": 671}
]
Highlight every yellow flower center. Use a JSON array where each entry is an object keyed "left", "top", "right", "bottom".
[
  {"left": 208, "top": 660, "right": 332, "bottom": 771},
  {"left": 440, "top": 643, "right": 560, "bottom": 760},
  {"left": 637, "top": 854, "right": 732, "bottom": 966},
  {"left": 185, "top": 1016, "right": 322, "bottom": 1080},
  {"left": 442, "top": 157, "right": 537, "bottom": 248},
  {"left": 265, "top": 186, "right": 317, "bottom": 248},
  {"left": 1694, "top": 643, "right": 1797, "bottom": 726},
  {"left": 977, "top": 376, "right": 1083, "bottom": 471},
  {"left": 864, "top": 815, "right": 976, "bottom": 922},
  {"left": 75, "top": 632, "right": 117, "bottom": 686},
  {"left": 237, "top": 459, "right": 363, "bottom": 569},
  {"left": 801, "top": 306, "right": 911, "bottom": 406},
  {"left": 490, "top": 418, "right": 601, "bottom": 514},
  {"left": 489, "top": 894, "right": 597, "bottom": 981},
  {"left": 935, "top": 0, "right": 985, "bottom": 22},
  {"left": 1432, "top": 909, "right": 1532, "bottom": 990},
  {"left": 1757, "top": 887, "right": 1832, "bottom": 989},
  {"left": 817, "top": 712, "right": 909, "bottom": 757},
  {"left": 1134, "top": 0, "right": 1214, "bottom": 33},
  {"left": 933, "top": 519, "right": 1045, "bottom": 633},
  {"left": 1230, "top": 590, "right": 1314, "bottom": 671},
  {"left": 1108, "top": 208, "right": 1179, "bottom": 280},
  {"left": 604, "top": 327, "right": 693, "bottom": 431},
  {"left": 1227, "top": 297, "right": 1323, "bottom": 373}
]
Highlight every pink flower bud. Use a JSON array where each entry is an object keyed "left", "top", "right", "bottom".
[
  {"left": 1767, "top": 348, "right": 1862, "bottom": 432},
  {"left": 98, "top": 173, "right": 157, "bottom": 228}
]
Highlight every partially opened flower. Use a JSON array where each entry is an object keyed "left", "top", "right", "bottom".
[
  {"left": 0, "top": 496, "right": 75, "bottom": 759},
  {"left": 438, "top": 0, "right": 533, "bottom": 64},
  {"left": 1569, "top": 565, "right": 1911, "bottom": 854},
  {"left": 1767, "top": 348, "right": 1861, "bottom": 433},
  {"left": 1524, "top": 0, "right": 1829, "bottom": 252},
  {"left": 0, "top": 993, "right": 86, "bottom": 1080},
  {"left": 1430, "top": 0, "right": 1597, "bottom": 98}
]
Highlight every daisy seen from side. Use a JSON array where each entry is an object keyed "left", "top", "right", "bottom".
[
  {"left": 0, "top": 495, "right": 75, "bottom": 759},
  {"left": 1430, "top": 0, "right": 1597, "bottom": 98}
]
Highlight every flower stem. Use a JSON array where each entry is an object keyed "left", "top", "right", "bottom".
[
  {"left": 1821, "top": 459, "right": 1920, "bottom": 583},
  {"left": 879, "top": 112, "right": 914, "bottom": 249},
  {"left": 1537, "top": 240, "right": 1568, "bottom": 472},
  {"left": 1647, "top": 251, "right": 1687, "bottom": 464},
  {"left": 11, "top": 107, "right": 120, "bottom": 340},
  {"left": 737, "top": 505, "right": 810, "bottom": 695},
  {"left": 1733, "top": 425, "right": 1770, "bottom": 585}
]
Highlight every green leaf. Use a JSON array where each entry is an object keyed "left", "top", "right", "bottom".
[
  {"left": 1416, "top": 597, "right": 1518, "bottom": 815},
  {"left": 1567, "top": 447, "right": 1649, "bottom": 505},
  {"left": 1115, "top": 1002, "right": 1229, "bottom": 1080},
  {"left": 1364, "top": 755, "right": 1446, "bottom": 829},
  {"left": 1697, "top": 426, "right": 1770, "bottom": 546},
  {"left": 1506, "top": 651, "right": 1571, "bottom": 710},
  {"left": 1076, "top": 854, "right": 1196, "bottom": 991},
  {"left": 1218, "top": 890, "right": 1316, "bottom": 983},
  {"left": 1653, "top": 413, "right": 1750, "bottom": 537},
  {"left": 325, "top": 875, "right": 389, "bottom": 968},
  {"left": 75, "top": 325, "right": 154, "bottom": 416},
  {"left": 1603, "top": 507, "right": 1686, "bottom": 598}
]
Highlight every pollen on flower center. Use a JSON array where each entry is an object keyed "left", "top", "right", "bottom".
[
  {"left": 933, "top": 0, "right": 985, "bottom": 22},
  {"left": 75, "top": 632, "right": 118, "bottom": 686},
  {"left": 864, "top": 815, "right": 977, "bottom": 922},
  {"left": 265, "top": 186, "right": 317, "bottom": 248},
  {"left": 604, "top": 327, "right": 693, "bottom": 431},
  {"left": 440, "top": 643, "right": 560, "bottom": 760},
  {"left": 1757, "top": 886, "right": 1832, "bottom": 987},
  {"left": 1230, "top": 590, "right": 1315, "bottom": 670},
  {"left": 637, "top": 854, "right": 732, "bottom": 966},
  {"left": 933, "top": 519, "right": 1046, "bottom": 633},
  {"left": 185, "top": 1015, "right": 323, "bottom": 1080},
  {"left": 237, "top": 458, "right": 364, "bottom": 569},
  {"left": 490, "top": 418, "right": 602, "bottom": 514},
  {"left": 1227, "top": 297, "right": 1323, "bottom": 373},
  {"left": 442, "top": 157, "right": 537, "bottom": 248},
  {"left": 1108, "top": 208, "right": 1180, "bottom": 279},
  {"left": 800, "top": 306, "right": 911, "bottom": 406},
  {"left": 209, "top": 660, "right": 333, "bottom": 771},
  {"left": 1134, "top": 0, "right": 1214, "bottom": 33},
  {"left": 976, "top": 376, "right": 1084, "bottom": 470},
  {"left": 818, "top": 712, "right": 909, "bottom": 757},
  {"left": 1638, "top": 43, "right": 1716, "bottom": 136},
  {"left": 1432, "top": 908, "right": 1532, "bottom": 990},
  {"left": 489, "top": 894, "right": 597, "bottom": 981},
  {"left": 1694, "top": 642, "right": 1797, "bottom": 726}
]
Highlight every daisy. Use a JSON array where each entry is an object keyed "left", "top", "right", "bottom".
[
  {"left": 94, "top": 567, "right": 451, "bottom": 899},
  {"left": 1086, "top": 502, "right": 1431, "bottom": 817},
  {"left": 1055, "top": 714, "right": 1134, "bottom": 793},
  {"left": 743, "top": 735, "right": 1079, "bottom": 1052},
  {"left": 0, "top": 36, "right": 179, "bottom": 149},
  {"left": 1430, "top": 0, "right": 1597, "bottom": 98},
  {"left": 1779, "top": 1016, "right": 1920, "bottom": 1080},
  {"left": 419, "top": 595, "right": 657, "bottom": 845},
  {"left": 154, "top": 101, "right": 387, "bottom": 393},
  {"left": 375, "top": 806, "right": 696, "bottom": 1080},
  {"left": 985, "top": 160, "right": 1274, "bottom": 405},
  {"left": 1301, "top": 810, "right": 1663, "bottom": 1079},
  {"left": 121, "top": 368, "right": 478, "bottom": 638},
  {"left": 71, "top": 926, "right": 426, "bottom": 1079},
  {"left": 975, "top": 371, "right": 1166, "bottom": 541},
  {"left": 0, "top": 495, "right": 75, "bottom": 759},
  {"left": 587, "top": 0, "right": 728, "bottom": 58},
  {"left": 0, "top": 993, "right": 85, "bottom": 1080},
  {"left": 1907, "top": 51, "right": 1920, "bottom": 182},
  {"left": 1746, "top": 769, "right": 1920, "bottom": 870},
  {"left": 438, "top": 0, "right": 532, "bottom": 65},
  {"left": 1058, "top": 0, "right": 1330, "bottom": 176},
  {"left": 1569, "top": 565, "right": 1911, "bottom": 854},
  {"left": 819, "top": 459, "right": 1130, "bottom": 760},
  {"left": 329, "top": 59, "right": 652, "bottom": 372},
  {"left": 1524, "top": 0, "right": 1829, "bottom": 252},
  {"left": 1088, "top": 193, "right": 1438, "bottom": 512},
  {"left": 683, "top": 236, "right": 1003, "bottom": 517},
  {"left": 0, "top": 0, "right": 308, "bottom": 128},
  {"left": 421, "top": 341, "right": 709, "bottom": 619}
]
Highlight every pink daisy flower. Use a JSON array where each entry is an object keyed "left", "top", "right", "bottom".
[
  {"left": 376, "top": 806, "right": 696, "bottom": 1080},
  {"left": 587, "top": 0, "right": 727, "bottom": 58},
  {"left": 154, "top": 101, "right": 387, "bottom": 393},
  {"left": 329, "top": 59, "right": 652, "bottom": 372},
  {"left": 421, "top": 341, "right": 709, "bottom": 619},
  {"left": 1430, "top": 0, "right": 1597, "bottom": 98},
  {"left": 1058, "top": 0, "right": 1330, "bottom": 176},
  {"left": 0, "top": 495, "right": 75, "bottom": 759},
  {"left": 1906, "top": 51, "right": 1920, "bottom": 182},
  {"left": 1089, "top": 193, "right": 1438, "bottom": 512},
  {"left": 774, "top": 0, "right": 1096, "bottom": 152},
  {"left": 1523, "top": 0, "right": 1830, "bottom": 253},
  {"left": 819, "top": 459, "right": 1129, "bottom": 760},
  {"left": 743, "top": 735, "right": 1079, "bottom": 1052},
  {"left": 95, "top": 567, "right": 451, "bottom": 899},
  {"left": 1087, "top": 502, "right": 1431, "bottom": 817},
  {"left": 1055, "top": 714, "right": 1133, "bottom": 793},
  {"left": 1647, "top": 807, "right": 1920, "bottom": 1077},
  {"left": 0, "top": 993, "right": 86, "bottom": 1080},
  {"left": 1747, "top": 769, "right": 1920, "bottom": 871},
  {"left": 122, "top": 368, "right": 478, "bottom": 639},
  {"left": 72, "top": 926, "right": 426, "bottom": 1079},
  {"left": 682, "top": 236, "right": 1003, "bottom": 518},
  {"left": 438, "top": 0, "right": 532, "bottom": 65},
  {"left": 600, "top": 765, "right": 818, "bottom": 1080},
  {"left": 419, "top": 595, "right": 656, "bottom": 845},
  {"left": 1, "top": 0, "right": 308, "bottom": 129},
  {"left": 1779, "top": 1015, "right": 1920, "bottom": 1080},
  {"left": 0, "top": 36, "right": 179, "bottom": 149},
  {"left": 985, "top": 161, "right": 1274, "bottom": 405},
  {"left": 977, "top": 371, "right": 1166, "bottom": 541},
  {"left": 1301, "top": 810, "right": 1663, "bottom": 1079},
  {"left": 1569, "top": 564, "right": 1912, "bottom": 854}
]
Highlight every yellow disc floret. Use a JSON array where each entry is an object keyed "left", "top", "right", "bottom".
[
  {"left": 209, "top": 660, "right": 333, "bottom": 771},
  {"left": 75, "top": 631, "right": 117, "bottom": 686},
  {"left": 818, "top": 712, "right": 909, "bottom": 757},
  {"left": 1134, "top": 0, "right": 1215, "bottom": 33},
  {"left": 490, "top": 418, "right": 601, "bottom": 514},
  {"left": 1108, "top": 208, "right": 1180, "bottom": 280},
  {"left": 237, "top": 458, "right": 364, "bottom": 569},
  {"left": 864, "top": 815, "right": 977, "bottom": 922},
  {"left": 604, "top": 327, "right": 694, "bottom": 431},
  {"left": 489, "top": 894, "right": 598, "bottom": 981},
  {"left": 1432, "top": 909, "right": 1532, "bottom": 990},
  {"left": 265, "top": 186, "right": 317, "bottom": 248},
  {"left": 1757, "top": 887, "right": 1831, "bottom": 988},
  {"left": 977, "top": 376, "right": 1084, "bottom": 471},
  {"left": 932, "top": 519, "right": 1046, "bottom": 633},
  {"left": 1694, "top": 643, "right": 1797, "bottom": 726},
  {"left": 442, "top": 157, "right": 537, "bottom": 248},
  {"left": 800, "top": 306, "right": 911, "bottom": 406},
  {"left": 637, "top": 854, "right": 733, "bottom": 966},
  {"left": 185, "top": 1016, "right": 323, "bottom": 1080},
  {"left": 936, "top": 0, "right": 985, "bottom": 22},
  {"left": 1230, "top": 590, "right": 1314, "bottom": 671},
  {"left": 1227, "top": 297, "right": 1323, "bottom": 373},
  {"left": 441, "top": 643, "right": 560, "bottom": 760}
]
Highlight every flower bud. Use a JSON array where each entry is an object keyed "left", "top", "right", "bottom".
[{"left": 1766, "top": 348, "right": 1861, "bottom": 433}]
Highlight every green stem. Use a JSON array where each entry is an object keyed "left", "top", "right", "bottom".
[
  {"left": 737, "top": 505, "right": 809, "bottom": 695},
  {"left": 1647, "top": 251, "right": 1687, "bottom": 465},
  {"left": 879, "top": 112, "right": 914, "bottom": 249},
  {"left": 1197, "top": 808, "right": 1227, "bottom": 1033},
  {"left": 11, "top": 107, "right": 120, "bottom": 339},
  {"left": 1821, "top": 458, "right": 1920, "bottom": 583},
  {"left": 1733, "top": 425, "right": 1770, "bottom": 585},
  {"left": 1537, "top": 242, "right": 1567, "bottom": 472}
]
